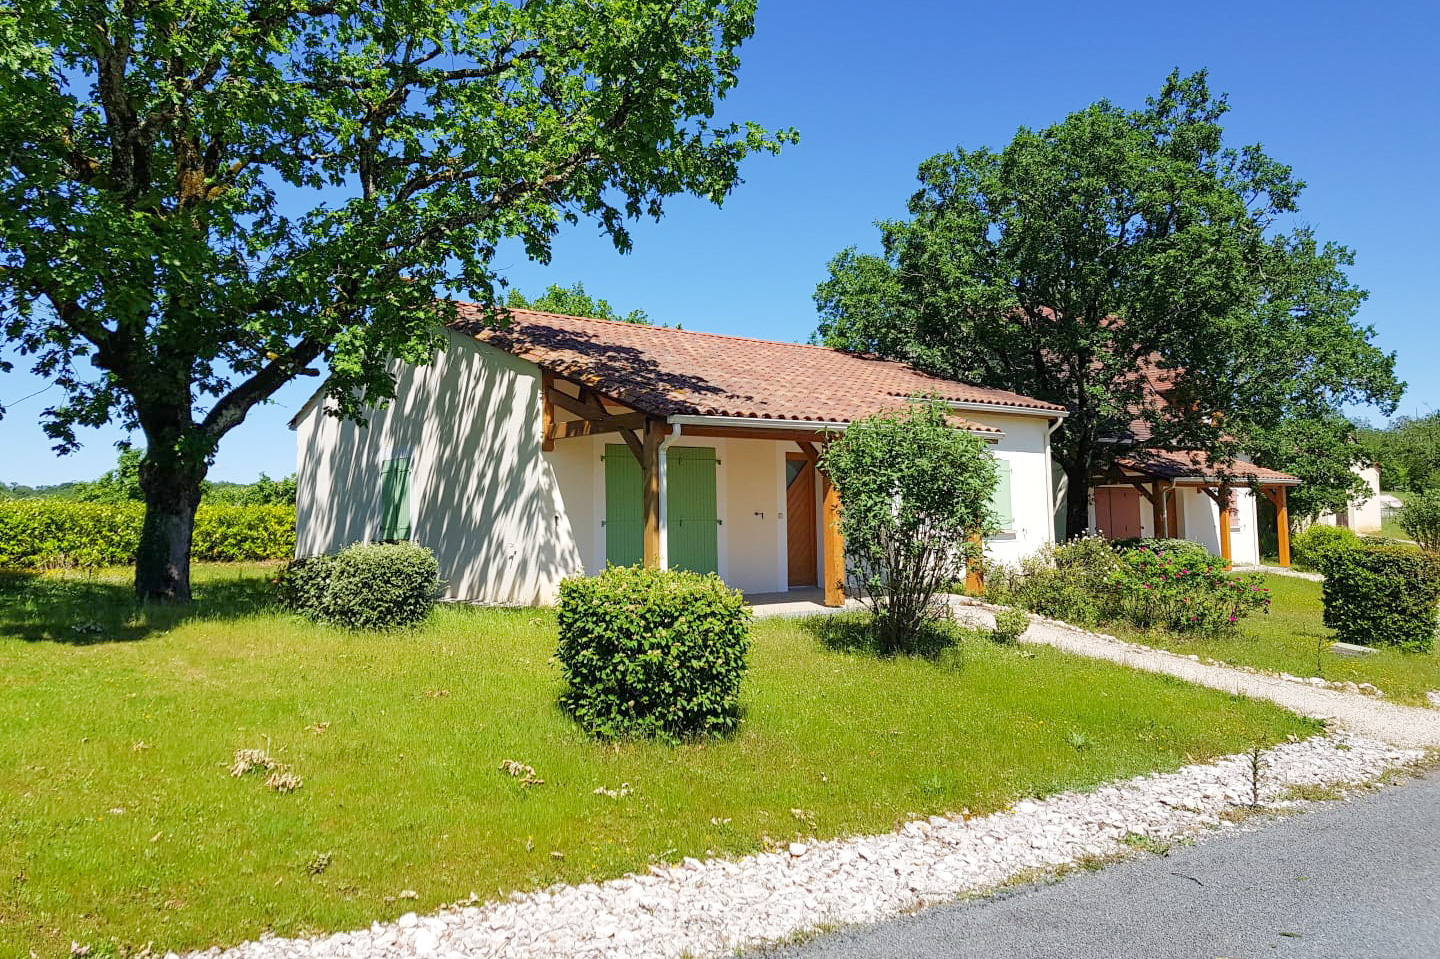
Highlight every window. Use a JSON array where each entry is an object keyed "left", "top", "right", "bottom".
[
  {"left": 989, "top": 459, "right": 1014, "bottom": 533},
  {"left": 379, "top": 455, "right": 412, "bottom": 540}
]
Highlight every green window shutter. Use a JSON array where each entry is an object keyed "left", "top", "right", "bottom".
[
  {"left": 604, "top": 444, "right": 644, "bottom": 567},
  {"left": 667, "top": 447, "right": 718, "bottom": 575},
  {"left": 379, "top": 456, "right": 412, "bottom": 540},
  {"left": 990, "top": 459, "right": 1013, "bottom": 532}
]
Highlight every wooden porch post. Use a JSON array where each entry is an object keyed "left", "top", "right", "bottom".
[
  {"left": 821, "top": 472, "right": 845, "bottom": 607},
  {"left": 964, "top": 532, "right": 985, "bottom": 595},
  {"left": 642, "top": 419, "right": 664, "bottom": 568},
  {"left": 1217, "top": 485, "right": 1233, "bottom": 570},
  {"left": 1275, "top": 485, "right": 1291, "bottom": 568},
  {"left": 1151, "top": 481, "right": 1167, "bottom": 538}
]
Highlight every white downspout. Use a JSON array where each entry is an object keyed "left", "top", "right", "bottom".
[
  {"left": 1046, "top": 416, "right": 1065, "bottom": 543},
  {"left": 657, "top": 424, "right": 683, "bottom": 570}
]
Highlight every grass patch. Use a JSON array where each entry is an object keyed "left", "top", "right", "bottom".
[
  {"left": 0, "top": 565, "right": 1315, "bottom": 957},
  {"left": 1103, "top": 574, "right": 1440, "bottom": 705}
]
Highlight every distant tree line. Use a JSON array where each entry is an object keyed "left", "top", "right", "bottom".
[
  {"left": 1360, "top": 412, "right": 1440, "bottom": 493},
  {"left": 0, "top": 449, "right": 295, "bottom": 505}
]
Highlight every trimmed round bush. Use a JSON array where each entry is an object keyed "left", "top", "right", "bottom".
[
  {"left": 1292, "top": 523, "right": 1360, "bottom": 572},
  {"left": 1322, "top": 545, "right": 1440, "bottom": 651},
  {"left": 557, "top": 566, "right": 751, "bottom": 740},
  {"left": 277, "top": 542, "right": 439, "bottom": 629}
]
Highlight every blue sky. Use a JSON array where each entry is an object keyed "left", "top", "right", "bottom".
[{"left": 2, "top": 0, "right": 1436, "bottom": 485}]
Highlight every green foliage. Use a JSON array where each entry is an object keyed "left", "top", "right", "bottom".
[
  {"left": 1111, "top": 537, "right": 1214, "bottom": 568},
  {"left": 0, "top": 0, "right": 792, "bottom": 598},
  {"left": 204, "top": 474, "right": 298, "bottom": 506},
  {"left": 813, "top": 70, "right": 1400, "bottom": 535},
  {"left": 987, "top": 535, "right": 1121, "bottom": 627},
  {"left": 556, "top": 566, "right": 751, "bottom": 740},
  {"left": 279, "top": 543, "right": 439, "bottom": 630},
  {"left": 1396, "top": 491, "right": 1440, "bottom": 552},
  {"left": 0, "top": 500, "right": 295, "bottom": 568},
  {"left": 990, "top": 607, "right": 1031, "bottom": 644},
  {"left": 820, "top": 399, "right": 997, "bottom": 655},
  {"left": 1321, "top": 546, "right": 1440, "bottom": 651},
  {"left": 507, "top": 283, "right": 650, "bottom": 325},
  {"left": 1359, "top": 412, "right": 1440, "bottom": 492},
  {"left": 1291, "top": 524, "right": 1361, "bottom": 572},
  {"left": 1239, "top": 415, "right": 1376, "bottom": 519},
  {"left": 1110, "top": 545, "right": 1271, "bottom": 633},
  {"left": 274, "top": 555, "right": 338, "bottom": 619}
]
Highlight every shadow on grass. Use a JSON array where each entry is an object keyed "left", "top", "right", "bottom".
[
  {"left": 800, "top": 611, "right": 969, "bottom": 662},
  {"left": 0, "top": 569, "right": 276, "bottom": 645}
]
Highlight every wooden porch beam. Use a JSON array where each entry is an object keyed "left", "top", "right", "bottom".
[
  {"left": 821, "top": 472, "right": 845, "bottom": 607},
  {"left": 641, "top": 419, "right": 665, "bottom": 569},
  {"left": 672, "top": 424, "right": 838, "bottom": 444},
  {"left": 555, "top": 412, "right": 649, "bottom": 440},
  {"left": 545, "top": 384, "right": 645, "bottom": 460},
  {"left": 540, "top": 371, "right": 556, "bottom": 451},
  {"left": 796, "top": 440, "right": 821, "bottom": 464}
]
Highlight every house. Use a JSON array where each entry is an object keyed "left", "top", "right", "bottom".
[
  {"left": 291, "top": 306, "right": 1068, "bottom": 605},
  {"left": 1064, "top": 359, "right": 1302, "bottom": 566},
  {"left": 1313, "top": 463, "right": 1385, "bottom": 533}
]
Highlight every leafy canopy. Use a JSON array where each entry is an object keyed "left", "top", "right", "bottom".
[
  {"left": 0, "top": 0, "right": 790, "bottom": 452},
  {"left": 507, "top": 282, "right": 650, "bottom": 325},
  {"left": 815, "top": 70, "right": 1399, "bottom": 525},
  {"left": 820, "top": 399, "right": 997, "bottom": 655}
]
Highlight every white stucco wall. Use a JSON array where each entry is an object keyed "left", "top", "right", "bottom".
[
  {"left": 1316, "top": 465, "right": 1383, "bottom": 533},
  {"left": 975, "top": 413, "right": 1058, "bottom": 568},
  {"left": 295, "top": 330, "right": 585, "bottom": 604}
]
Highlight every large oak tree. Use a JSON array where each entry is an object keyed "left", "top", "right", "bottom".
[
  {"left": 0, "top": 0, "right": 792, "bottom": 600},
  {"left": 815, "top": 71, "right": 1400, "bottom": 537}
]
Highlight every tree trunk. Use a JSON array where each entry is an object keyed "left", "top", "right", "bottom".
[
  {"left": 1063, "top": 461, "right": 1093, "bottom": 542},
  {"left": 135, "top": 453, "right": 205, "bottom": 603}
]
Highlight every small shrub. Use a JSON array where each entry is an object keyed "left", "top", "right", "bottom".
[
  {"left": 1291, "top": 523, "right": 1360, "bottom": 572},
  {"left": 991, "top": 607, "right": 1031, "bottom": 643},
  {"left": 278, "top": 542, "right": 439, "bottom": 629},
  {"left": 319, "top": 542, "right": 439, "bottom": 629},
  {"left": 1111, "top": 537, "right": 1214, "bottom": 568},
  {"left": 1110, "top": 545, "right": 1270, "bottom": 633},
  {"left": 556, "top": 566, "right": 751, "bottom": 740},
  {"left": 999, "top": 535, "right": 1121, "bottom": 627},
  {"left": 1322, "top": 545, "right": 1440, "bottom": 651},
  {"left": 275, "top": 554, "right": 338, "bottom": 618},
  {"left": 1396, "top": 492, "right": 1440, "bottom": 552}
]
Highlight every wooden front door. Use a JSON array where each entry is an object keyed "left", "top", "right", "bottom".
[
  {"left": 786, "top": 453, "right": 817, "bottom": 587},
  {"left": 1094, "top": 486, "right": 1143, "bottom": 540}
]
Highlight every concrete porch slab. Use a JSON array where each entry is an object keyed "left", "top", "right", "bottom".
[{"left": 745, "top": 589, "right": 864, "bottom": 619}]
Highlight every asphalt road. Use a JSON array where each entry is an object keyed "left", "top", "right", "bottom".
[{"left": 771, "top": 770, "right": 1440, "bottom": 959}]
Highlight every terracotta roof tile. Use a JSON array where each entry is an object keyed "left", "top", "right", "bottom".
[
  {"left": 1116, "top": 449, "right": 1300, "bottom": 485},
  {"left": 449, "top": 305, "right": 1065, "bottom": 429}
]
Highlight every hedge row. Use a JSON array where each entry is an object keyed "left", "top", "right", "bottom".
[{"left": 0, "top": 499, "right": 296, "bottom": 568}]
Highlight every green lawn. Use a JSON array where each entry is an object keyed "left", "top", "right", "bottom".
[
  {"left": 1379, "top": 491, "right": 1412, "bottom": 541},
  {"left": 1, "top": 564, "right": 1315, "bottom": 957},
  {"left": 1105, "top": 573, "right": 1440, "bottom": 705}
]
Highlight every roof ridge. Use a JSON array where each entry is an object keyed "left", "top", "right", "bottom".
[{"left": 455, "top": 300, "right": 891, "bottom": 359}]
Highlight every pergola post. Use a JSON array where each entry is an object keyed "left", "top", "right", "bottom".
[
  {"left": 641, "top": 419, "right": 664, "bottom": 569},
  {"left": 964, "top": 532, "right": 985, "bottom": 595},
  {"left": 1272, "top": 485, "right": 1292, "bottom": 568},
  {"left": 821, "top": 472, "right": 845, "bottom": 607}
]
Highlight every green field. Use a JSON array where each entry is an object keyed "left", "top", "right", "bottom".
[{"left": 1, "top": 564, "right": 1315, "bottom": 957}]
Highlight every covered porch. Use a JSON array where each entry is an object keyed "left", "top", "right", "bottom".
[
  {"left": 1099, "top": 450, "right": 1301, "bottom": 567},
  {"left": 542, "top": 373, "right": 851, "bottom": 605}
]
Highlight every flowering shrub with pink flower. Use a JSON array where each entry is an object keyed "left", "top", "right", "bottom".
[{"left": 1110, "top": 544, "right": 1270, "bottom": 633}]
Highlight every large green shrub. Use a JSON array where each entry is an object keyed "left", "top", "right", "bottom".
[
  {"left": 1396, "top": 492, "right": 1440, "bottom": 552},
  {"left": 820, "top": 399, "right": 997, "bottom": 655},
  {"left": 0, "top": 499, "right": 295, "bottom": 568},
  {"left": 989, "top": 535, "right": 1121, "bottom": 627},
  {"left": 1291, "top": 523, "right": 1360, "bottom": 572},
  {"left": 1322, "top": 546, "right": 1440, "bottom": 651},
  {"left": 279, "top": 542, "right": 439, "bottom": 630},
  {"left": 556, "top": 566, "right": 751, "bottom": 740},
  {"left": 1110, "top": 544, "right": 1270, "bottom": 633}
]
